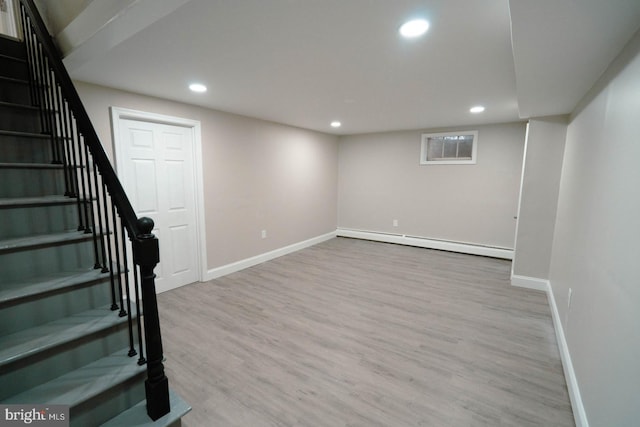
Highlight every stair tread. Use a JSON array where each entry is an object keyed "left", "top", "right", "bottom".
[
  {"left": 0, "top": 228, "right": 87, "bottom": 247},
  {"left": 0, "top": 195, "right": 77, "bottom": 208},
  {"left": 0, "top": 129, "right": 51, "bottom": 139},
  {"left": 0, "top": 129, "right": 70, "bottom": 141},
  {"left": 0, "top": 100, "right": 38, "bottom": 110},
  {"left": 0, "top": 162, "right": 64, "bottom": 169},
  {"left": 3, "top": 348, "right": 145, "bottom": 406},
  {"left": 0, "top": 52, "right": 26, "bottom": 63},
  {"left": 101, "top": 389, "right": 191, "bottom": 427},
  {"left": 0, "top": 75, "right": 29, "bottom": 85},
  {"left": 0, "top": 100, "right": 58, "bottom": 115},
  {"left": 0, "top": 305, "right": 128, "bottom": 367},
  {"left": 0, "top": 228, "right": 95, "bottom": 252},
  {"left": 0, "top": 267, "right": 110, "bottom": 306}
]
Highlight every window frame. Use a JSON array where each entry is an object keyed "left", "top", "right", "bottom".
[{"left": 420, "top": 130, "right": 478, "bottom": 165}]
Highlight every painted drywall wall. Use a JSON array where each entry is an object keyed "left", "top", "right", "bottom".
[
  {"left": 548, "top": 29, "right": 640, "bottom": 426},
  {"left": 338, "top": 122, "right": 526, "bottom": 249},
  {"left": 33, "top": 0, "right": 95, "bottom": 34},
  {"left": 512, "top": 117, "right": 567, "bottom": 279},
  {"left": 74, "top": 81, "right": 339, "bottom": 271}
]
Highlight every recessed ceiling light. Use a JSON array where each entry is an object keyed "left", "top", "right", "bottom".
[
  {"left": 470, "top": 105, "right": 485, "bottom": 113},
  {"left": 189, "top": 83, "right": 207, "bottom": 93},
  {"left": 330, "top": 121, "right": 342, "bottom": 128},
  {"left": 399, "top": 19, "right": 429, "bottom": 38}
]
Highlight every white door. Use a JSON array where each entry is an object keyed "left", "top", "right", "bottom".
[{"left": 117, "top": 119, "right": 199, "bottom": 292}]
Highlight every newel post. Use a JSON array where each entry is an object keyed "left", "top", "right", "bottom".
[{"left": 133, "top": 217, "right": 170, "bottom": 420}]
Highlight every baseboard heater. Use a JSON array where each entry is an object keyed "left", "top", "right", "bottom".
[{"left": 336, "top": 228, "right": 513, "bottom": 260}]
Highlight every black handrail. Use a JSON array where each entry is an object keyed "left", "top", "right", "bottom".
[
  {"left": 18, "top": 0, "right": 138, "bottom": 233},
  {"left": 17, "top": 0, "right": 170, "bottom": 420}
]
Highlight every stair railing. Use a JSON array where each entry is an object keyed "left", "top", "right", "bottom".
[{"left": 16, "top": 0, "right": 170, "bottom": 420}]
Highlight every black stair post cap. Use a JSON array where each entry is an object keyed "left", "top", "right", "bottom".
[{"left": 137, "top": 217, "right": 155, "bottom": 237}]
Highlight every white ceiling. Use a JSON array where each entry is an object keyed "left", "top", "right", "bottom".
[
  {"left": 511, "top": 0, "right": 640, "bottom": 119},
  {"left": 55, "top": 0, "right": 640, "bottom": 135}
]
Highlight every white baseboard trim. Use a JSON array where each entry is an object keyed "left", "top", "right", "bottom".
[
  {"left": 547, "top": 280, "right": 589, "bottom": 427},
  {"left": 203, "top": 231, "right": 337, "bottom": 281},
  {"left": 510, "top": 274, "right": 549, "bottom": 291},
  {"left": 336, "top": 228, "right": 513, "bottom": 259},
  {"left": 511, "top": 275, "right": 588, "bottom": 427}
]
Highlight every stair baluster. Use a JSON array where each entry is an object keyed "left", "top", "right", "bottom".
[
  {"left": 133, "top": 263, "right": 147, "bottom": 366},
  {"left": 91, "top": 161, "right": 109, "bottom": 273},
  {"left": 54, "top": 84, "right": 73, "bottom": 197},
  {"left": 101, "top": 180, "right": 119, "bottom": 312}
]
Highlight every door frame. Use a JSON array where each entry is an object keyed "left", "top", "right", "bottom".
[{"left": 110, "top": 106, "right": 207, "bottom": 286}]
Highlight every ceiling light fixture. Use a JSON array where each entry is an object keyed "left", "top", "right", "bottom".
[
  {"left": 189, "top": 83, "right": 207, "bottom": 93},
  {"left": 330, "top": 121, "right": 342, "bottom": 128},
  {"left": 399, "top": 19, "right": 429, "bottom": 38},
  {"left": 470, "top": 105, "right": 485, "bottom": 113}
]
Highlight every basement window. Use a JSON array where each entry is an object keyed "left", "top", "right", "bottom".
[{"left": 420, "top": 131, "right": 478, "bottom": 165}]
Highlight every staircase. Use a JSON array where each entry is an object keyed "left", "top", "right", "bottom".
[{"left": 0, "top": 2, "right": 189, "bottom": 426}]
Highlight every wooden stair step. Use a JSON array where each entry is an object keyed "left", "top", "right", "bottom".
[
  {"left": 0, "top": 162, "right": 65, "bottom": 169},
  {"left": 0, "top": 305, "right": 129, "bottom": 369},
  {"left": 0, "top": 100, "right": 59, "bottom": 116},
  {"left": 0, "top": 100, "right": 39, "bottom": 111},
  {"left": 0, "top": 53, "right": 29, "bottom": 80},
  {"left": 0, "top": 52, "right": 27, "bottom": 64},
  {"left": 0, "top": 75, "right": 32, "bottom": 105},
  {"left": 0, "top": 75, "right": 29, "bottom": 85},
  {"left": 0, "top": 195, "right": 78, "bottom": 209},
  {"left": 0, "top": 267, "right": 111, "bottom": 307},
  {"left": 0, "top": 35, "right": 26, "bottom": 60},
  {"left": 0, "top": 129, "right": 51, "bottom": 139},
  {"left": 0, "top": 129, "right": 71, "bottom": 142},
  {"left": 0, "top": 229, "right": 95, "bottom": 253},
  {"left": 101, "top": 389, "right": 192, "bottom": 427},
  {"left": 2, "top": 348, "right": 145, "bottom": 406}
]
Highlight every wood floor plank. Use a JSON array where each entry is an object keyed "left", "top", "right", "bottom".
[{"left": 157, "top": 237, "right": 574, "bottom": 426}]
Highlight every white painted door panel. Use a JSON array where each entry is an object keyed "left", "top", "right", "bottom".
[{"left": 119, "top": 119, "right": 198, "bottom": 292}]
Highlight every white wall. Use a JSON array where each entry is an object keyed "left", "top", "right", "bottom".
[
  {"left": 338, "top": 122, "right": 526, "bottom": 249},
  {"left": 75, "top": 81, "right": 339, "bottom": 271},
  {"left": 512, "top": 116, "right": 567, "bottom": 280},
  {"left": 33, "top": 0, "right": 94, "bottom": 34},
  {"left": 548, "top": 29, "right": 640, "bottom": 426},
  {"left": 0, "top": 0, "right": 19, "bottom": 37}
]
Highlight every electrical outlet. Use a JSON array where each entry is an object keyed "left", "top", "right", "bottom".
[
  {"left": 261, "top": 230, "right": 267, "bottom": 239},
  {"left": 568, "top": 288, "right": 573, "bottom": 308},
  {"left": 393, "top": 219, "right": 398, "bottom": 227}
]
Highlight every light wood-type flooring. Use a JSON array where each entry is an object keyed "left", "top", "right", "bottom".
[{"left": 157, "top": 237, "right": 574, "bottom": 426}]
